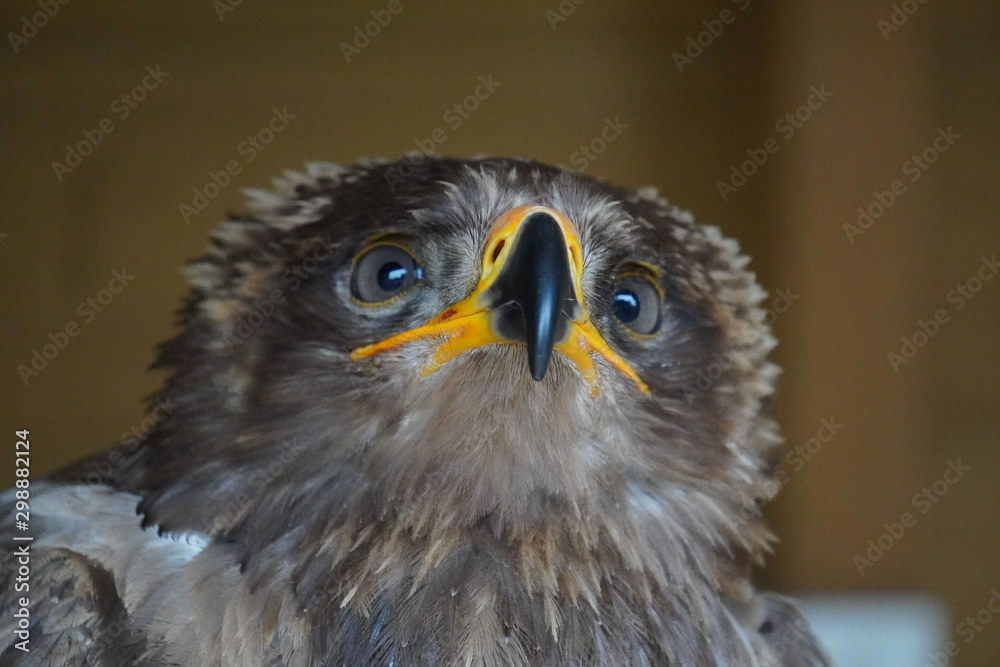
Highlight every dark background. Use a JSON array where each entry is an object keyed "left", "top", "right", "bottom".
[{"left": 2, "top": 2, "right": 998, "bottom": 664}]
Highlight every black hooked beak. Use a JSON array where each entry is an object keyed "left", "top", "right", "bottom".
[{"left": 487, "top": 212, "right": 577, "bottom": 380}]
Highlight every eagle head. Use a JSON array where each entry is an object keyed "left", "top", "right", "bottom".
[{"left": 113, "top": 156, "right": 798, "bottom": 664}]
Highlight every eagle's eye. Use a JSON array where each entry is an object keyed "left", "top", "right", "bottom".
[
  {"left": 611, "top": 273, "right": 661, "bottom": 336},
  {"left": 351, "top": 243, "right": 425, "bottom": 305}
]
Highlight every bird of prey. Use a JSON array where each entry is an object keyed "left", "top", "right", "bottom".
[{"left": 1, "top": 156, "right": 829, "bottom": 665}]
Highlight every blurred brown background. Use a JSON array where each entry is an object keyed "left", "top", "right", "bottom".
[{"left": 1, "top": 1, "right": 998, "bottom": 663}]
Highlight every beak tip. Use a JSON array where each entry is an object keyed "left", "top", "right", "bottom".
[{"left": 528, "top": 354, "right": 550, "bottom": 382}]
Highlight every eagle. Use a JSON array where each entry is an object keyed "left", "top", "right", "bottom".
[{"left": 1, "top": 156, "right": 829, "bottom": 665}]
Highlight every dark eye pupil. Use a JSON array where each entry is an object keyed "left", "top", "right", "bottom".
[
  {"left": 352, "top": 244, "right": 424, "bottom": 304},
  {"left": 378, "top": 262, "right": 407, "bottom": 291},
  {"left": 611, "top": 275, "right": 661, "bottom": 335},
  {"left": 613, "top": 291, "right": 640, "bottom": 322}
]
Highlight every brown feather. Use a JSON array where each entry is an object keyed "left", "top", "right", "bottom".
[{"left": 2, "top": 156, "right": 828, "bottom": 665}]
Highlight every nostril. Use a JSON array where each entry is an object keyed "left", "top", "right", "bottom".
[{"left": 491, "top": 239, "right": 505, "bottom": 264}]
